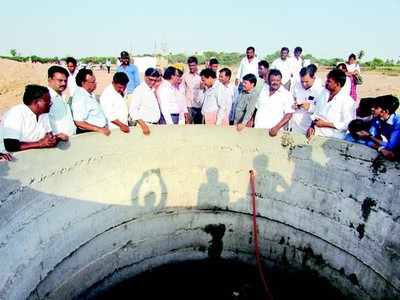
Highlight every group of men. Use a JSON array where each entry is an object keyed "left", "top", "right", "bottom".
[{"left": 0, "top": 47, "right": 399, "bottom": 162}]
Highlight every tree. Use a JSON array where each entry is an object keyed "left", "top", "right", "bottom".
[
  {"left": 358, "top": 50, "right": 365, "bottom": 61},
  {"left": 9, "top": 49, "right": 17, "bottom": 57}
]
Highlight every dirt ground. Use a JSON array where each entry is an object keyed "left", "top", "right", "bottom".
[{"left": 0, "top": 58, "right": 399, "bottom": 117}]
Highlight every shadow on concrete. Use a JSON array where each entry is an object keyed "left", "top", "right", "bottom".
[{"left": 197, "top": 167, "right": 230, "bottom": 209}]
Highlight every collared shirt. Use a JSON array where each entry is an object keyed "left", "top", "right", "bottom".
[
  {"left": 220, "top": 82, "right": 235, "bottom": 120},
  {"left": 129, "top": 82, "right": 161, "bottom": 124},
  {"left": 255, "top": 85, "right": 295, "bottom": 129},
  {"left": 116, "top": 64, "right": 140, "bottom": 94},
  {"left": 236, "top": 57, "right": 260, "bottom": 81},
  {"left": 311, "top": 88, "right": 356, "bottom": 139},
  {"left": 48, "top": 87, "right": 76, "bottom": 136},
  {"left": 369, "top": 113, "right": 400, "bottom": 151},
  {"left": 271, "top": 58, "right": 292, "bottom": 84},
  {"left": 201, "top": 81, "right": 230, "bottom": 125},
  {"left": 100, "top": 84, "right": 129, "bottom": 129},
  {"left": 291, "top": 79, "right": 324, "bottom": 134},
  {"left": 2, "top": 104, "right": 51, "bottom": 142},
  {"left": 67, "top": 70, "right": 78, "bottom": 96},
  {"left": 158, "top": 80, "right": 181, "bottom": 125},
  {"left": 181, "top": 72, "right": 204, "bottom": 108},
  {"left": 234, "top": 89, "right": 258, "bottom": 125},
  {"left": 71, "top": 87, "right": 107, "bottom": 128}
]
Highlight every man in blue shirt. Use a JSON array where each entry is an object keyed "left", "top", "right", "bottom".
[
  {"left": 116, "top": 51, "right": 140, "bottom": 94},
  {"left": 354, "top": 95, "right": 399, "bottom": 160}
]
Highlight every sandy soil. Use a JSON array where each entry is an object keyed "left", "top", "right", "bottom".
[{"left": 0, "top": 59, "right": 399, "bottom": 117}]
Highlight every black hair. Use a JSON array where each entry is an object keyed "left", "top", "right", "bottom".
[
  {"left": 258, "top": 60, "right": 269, "bottom": 69},
  {"left": 268, "top": 69, "right": 283, "bottom": 80},
  {"left": 66, "top": 57, "right": 77, "bottom": 66},
  {"left": 374, "top": 95, "right": 400, "bottom": 114},
  {"left": 294, "top": 46, "right": 303, "bottom": 53},
  {"left": 144, "top": 67, "right": 161, "bottom": 77},
  {"left": 200, "top": 68, "right": 216, "bottom": 79},
  {"left": 299, "top": 64, "right": 318, "bottom": 77},
  {"left": 357, "top": 97, "right": 377, "bottom": 118},
  {"left": 219, "top": 68, "right": 232, "bottom": 78},
  {"left": 23, "top": 85, "right": 49, "bottom": 105},
  {"left": 177, "top": 68, "right": 184, "bottom": 76},
  {"left": 242, "top": 73, "right": 257, "bottom": 86},
  {"left": 349, "top": 53, "right": 357, "bottom": 60},
  {"left": 163, "top": 66, "right": 177, "bottom": 80},
  {"left": 48, "top": 65, "right": 69, "bottom": 79},
  {"left": 75, "top": 68, "right": 94, "bottom": 87},
  {"left": 327, "top": 69, "right": 346, "bottom": 87},
  {"left": 187, "top": 56, "right": 198, "bottom": 64},
  {"left": 113, "top": 72, "right": 129, "bottom": 85},
  {"left": 209, "top": 58, "right": 219, "bottom": 65},
  {"left": 246, "top": 46, "right": 255, "bottom": 52},
  {"left": 348, "top": 119, "right": 370, "bottom": 139},
  {"left": 336, "top": 63, "right": 348, "bottom": 72},
  {"left": 281, "top": 47, "right": 289, "bottom": 53}
]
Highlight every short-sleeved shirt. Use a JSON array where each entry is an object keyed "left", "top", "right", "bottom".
[
  {"left": 255, "top": 85, "right": 295, "bottom": 129},
  {"left": 2, "top": 104, "right": 51, "bottom": 142},
  {"left": 48, "top": 87, "right": 76, "bottom": 136},
  {"left": 71, "top": 87, "right": 107, "bottom": 128},
  {"left": 100, "top": 84, "right": 129, "bottom": 129}
]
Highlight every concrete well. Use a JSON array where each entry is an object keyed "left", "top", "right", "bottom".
[{"left": 0, "top": 126, "right": 399, "bottom": 299}]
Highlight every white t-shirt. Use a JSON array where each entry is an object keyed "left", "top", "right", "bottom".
[
  {"left": 312, "top": 88, "right": 356, "bottom": 139},
  {"left": 271, "top": 58, "right": 292, "bottom": 84},
  {"left": 291, "top": 78, "right": 324, "bottom": 134},
  {"left": 2, "top": 104, "right": 51, "bottom": 142},
  {"left": 100, "top": 84, "right": 129, "bottom": 129},
  {"left": 129, "top": 82, "right": 161, "bottom": 124},
  {"left": 255, "top": 85, "right": 295, "bottom": 129},
  {"left": 48, "top": 87, "right": 76, "bottom": 136}
]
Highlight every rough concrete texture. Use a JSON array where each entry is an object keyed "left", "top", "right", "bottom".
[{"left": 0, "top": 126, "right": 399, "bottom": 300}]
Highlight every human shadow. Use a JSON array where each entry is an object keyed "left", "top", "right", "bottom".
[
  {"left": 130, "top": 168, "right": 167, "bottom": 211},
  {"left": 197, "top": 167, "right": 230, "bottom": 210}
]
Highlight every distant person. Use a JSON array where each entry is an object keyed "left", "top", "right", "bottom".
[
  {"left": 256, "top": 60, "right": 269, "bottom": 95},
  {"left": 290, "top": 64, "right": 324, "bottom": 134},
  {"left": 208, "top": 58, "right": 219, "bottom": 74},
  {"left": 271, "top": 47, "right": 292, "bottom": 90},
  {"left": 130, "top": 68, "right": 162, "bottom": 132},
  {"left": 289, "top": 46, "right": 304, "bottom": 89},
  {"left": 100, "top": 72, "right": 131, "bottom": 134},
  {"left": 47, "top": 66, "right": 77, "bottom": 138},
  {"left": 106, "top": 59, "right": 111, "bottom": 74},
  {"left": 218, "top": 68, "right": 235, "bottom": 124},
  {"left": 200, "top": 68, "right": 229, "bottom": 125},
  {"left": 71, "top": 69, "right": 110, "bottom": 135},
  {"left": 234, "top": 73, "right": 258, "bottom": 131},
  {"left": 182, "top": 56, "right": 204, "bottom": 124},
  {"left": 66, "top": 57, "right": 78, "bottom": 96},
  {"left": 254, "top": 69, "right": 294, "bottom": 136},
  {"left": 235, "top": 46, "right": 260, "bottom": 88},
  {"left": 116, "top": 51, "right": 140, "bottom": 94},
  {"left": 2, "top": 85, "right": 67, "bottom": 152},
  {"left": 336, "top": 63, "right": 356, "bottom": 101},
  {"left": 306, "top": 69, "right": 356, "bottom": 140},
  {"left": 158, "top": 66, "right": 182, "bottom": 125}
]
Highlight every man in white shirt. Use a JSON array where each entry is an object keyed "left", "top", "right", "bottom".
[
  {"left": 255, "top": 69, "right": 294, "bottom": 136},
  {"left": 307, "top": 69, "right": 356, "bottom": 140},
  {"left": 129, "top": 68, "right": 163, "bottom": 133},
  {"left": 235, "top": 46, "right": 260, "bottom": 87},
  {"left": 71, "top": 69, "right": 110, "bottom": 136},
  {"left": 255, "top": 60, "right": 269, "bottom": 96},
  {"left": 182, "top": 56, "right": 204, "bottom": 124},
  {"left": 158, "top": 66, "right": 182, "bottom": 125},
  {"left": 289, "top": 46, "right": 304, "bottom": 90},
  {"left": 2, "top": 85, "right": 67, "bottom": 152},
  {"left": 66, "top": 57, "right": 78, "bottom": 96},
  {"left": 271, "top": 47, "right": 292, "bottom": 91},
  {"left": 47, "top": 65, "right": 77, "bottom": 137},
  {"left": 290, "top": 64, "right": 324, "bottom": 134},
  {"left": 218, "top": 68, "right": 235, "bottom": 124},
  {"left": 201, "top": 69, "right": 229, "bottom": 125},
  {"left": 100, "top": 72, "right": 131, "bottom": 134}
]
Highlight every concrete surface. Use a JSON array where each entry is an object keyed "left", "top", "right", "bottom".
[{"left": 0, "top": 126, "right": 399, "bottom": 299}]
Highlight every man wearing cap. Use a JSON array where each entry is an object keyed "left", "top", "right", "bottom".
[{"left": 116, "top": 51, "right": 140, "bottom": 94}]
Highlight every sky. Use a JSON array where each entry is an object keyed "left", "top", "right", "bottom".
[{"left": 0, "top": 0, "right": 399, "bottom": 61}]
